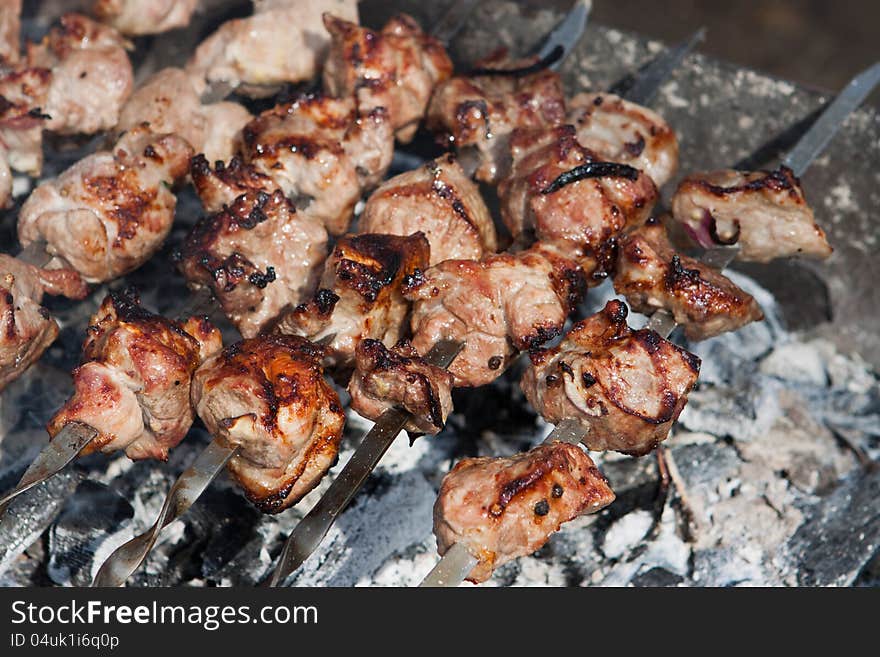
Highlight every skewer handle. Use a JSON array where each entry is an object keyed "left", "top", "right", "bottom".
[
  {"left": 0, "top": 421, "right": 96, "bottom": 516},
  {"left": 420, "top": 542, "right": 479, "bottom": 587},
  {"left": 91, "top": 438, "right": 237, "bottom": 587}
]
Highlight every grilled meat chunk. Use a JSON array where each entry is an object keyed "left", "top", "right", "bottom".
[
  {"left": 426, "top": 50, "right": 567, "bottom": 183},
  {"left": 47, "top": 288, "right": 222, "bottom": 461},
  {"left": 568, "top": 92, "right": 679, "bottom": 188},
  {"left": 239, "top": 95, "right": 393, "bottom": 235},
  {"left": 404, "top": 246, "right": 585, "bottom": 387},
  {"left": 670, "top": 166, "right": 832, "bottom": 263},
  {"left": 18, "top": 126, "right": 192, "bottom": 283},
  {"left": 348, "top": 339, "right": 454, "bottom": 435},
  {"left": 276, "top": 232, "right": 429, "bottom": 369},
  {"left": 93, "top": 0, "right": 198, "bottom": 36},
  {"left": 434, "top": 441, "right": 615, "bottom": 583},
  {"left": 118, "top": 67, "right": 252, "bottom": 163},
  {"left": 614, "top": 219, "right": 764, "bottom": 340},
  {"left": 187, "top": 0, "right": 358, "bottom": 94},
  {"left": 176, "top": 190, "right": 328, "bottom": 338},
  {"left": 0, "top": 256, "right": 61, "bottom": 392},
  {"left": 0, "top": 0, "right": 20, "bottom": 65},
  {"left": 191, "top": 334, "right": 345, "bottom": 513},
  {"left": 190, "top": 154, "right": 278, "bottom": 213},
  {"left": 499, "top": 124, "right": 658, "bottom": 284},
  {"left": 26, "top": 14, "right": 133, "bottom": 135},
  {"left": 359, "top": 154, "right": 497, "bottom": 264},
  {"left": 0, "top": 66, "right": 51, "bottom": 178},
  {"left": 522, "top": 300, "right": 700, "bottom": 456},
  {"left": 322, "top": 13, "right": 452, "bottom": 143}
]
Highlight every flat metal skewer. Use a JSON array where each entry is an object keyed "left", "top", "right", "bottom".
[
  {"left": 0, "top": 422, "right": 97, "bottom": 517},
  {"left": 613, "top": 28, "right": 707, "bottom": 105},
  {"left": 537, "top": 0, "right": 592, "bottom": 69},
  {"left": 266, "top": 338, "right": 465, "bottom": 587},
  {"left": 781, "top": 61, "right": 880, "bottom": 177},
  {"left": 91, "top": 439, "right": 238, "bottom": 587}
]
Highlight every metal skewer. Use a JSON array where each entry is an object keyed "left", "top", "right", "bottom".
[
  {"left": 610, "top": 28, "right": 706, "bottom": 105},
  {"left": 14, "top": 239, "right": 52, "bottom": 268},
  {"left": 537, "top": 0, "right": 592, "bottom": 69},
  {"left": 0, "top": 422, "right": 97, "bottom": 517},
  {"left": 91, "top": 439, "right": 238, "bottom": 587},
  {"left": 265, "top": 338, "right": 465, "bottom": 587}
]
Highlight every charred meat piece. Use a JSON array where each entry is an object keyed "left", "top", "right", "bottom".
[
  {"left": 404, "top": 246, "right": 585, "bottom": 387},
  {"left": 18, "top": 126, "right": 192, "bottom": 284},
  {"left": 26, "top": 13, "right": 133, "bottom": 135},
  {"left": 670, "top": 166, "right": 832, "bottom": 263},
  {"left": 190, "top": 154, "right": 278, "bottom": 214},
  {"left": 433, "top": 441, "right": 615, "bottom": 583},
  {"left": 93, "top": 0, "right": 198, "bottom": 36},
  {"left": 348, "top": 339, "right": 454, "bottom": 436},
  {"left": 359, "top": 154, "right": 497, "bottom": 265},
  {"left": 426, "top": 50, "right": 567, "bottom": 183},
  {"left": 118, "top": 67, "right": 252, "bottom": 163},
  {"left": 187, "top": 0, "right": 358, "bottom": 94},
  {"left": 176, "top": 190, "right": 328, "bottom": 338},
  {"left": 239, "top": 94, "right": 393, "bottom": 235},
  {"left": 614, "top": 219, "right": 764, "bottom": 340},
  {"left": 499, "top": 124, "right": 658, "bottom": 284},
  {"left": 0, "top": 256, "right": 60, "bottom": 392},
  {"left": 522, "top": 300, "right": 700, "bottom": 456},
  {"left": 322, "top": 13, "right": 453, "bottom": 143},
  {"left": 0, "top": 0, "right": 21, "bottom": 65},
  {"left": 275, "top": 232, "right": 429, "bottom": 369},
  {"left": 568, "top": 92, "right": 679, "bottom": 188},
  {"left": 191, "top": 334, "right": 345, "bottom": 513},
  {"left": 0, "top": 66, "right": 52, "bottom": 179},
  {"left": 47, "top": 288, "right": 222, "bottom": 461}
]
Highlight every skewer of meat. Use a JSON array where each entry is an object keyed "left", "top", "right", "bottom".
[
  {"left": 91, "top": 333, "right": 344, "bottom": 586},
  {"left": 667, "top": 62, "right": 880, "bottom": 264},
  {"left": 419, "top": 63, "right": 880, "bottom": 586},
  {"left": 0, "top": 287, "right": 222, "bottom": 515}
]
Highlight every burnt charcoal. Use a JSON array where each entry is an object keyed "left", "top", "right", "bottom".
[
  {"left": 789, "top": 466, "right": 880, "bottom": 587},
  {"left": 631, "top": 566, "right": 686, "bottom": 587}
]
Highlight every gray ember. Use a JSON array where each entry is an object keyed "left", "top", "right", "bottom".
[{"left": 0, "top": 0, "right": 878, "bottom": 587}]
